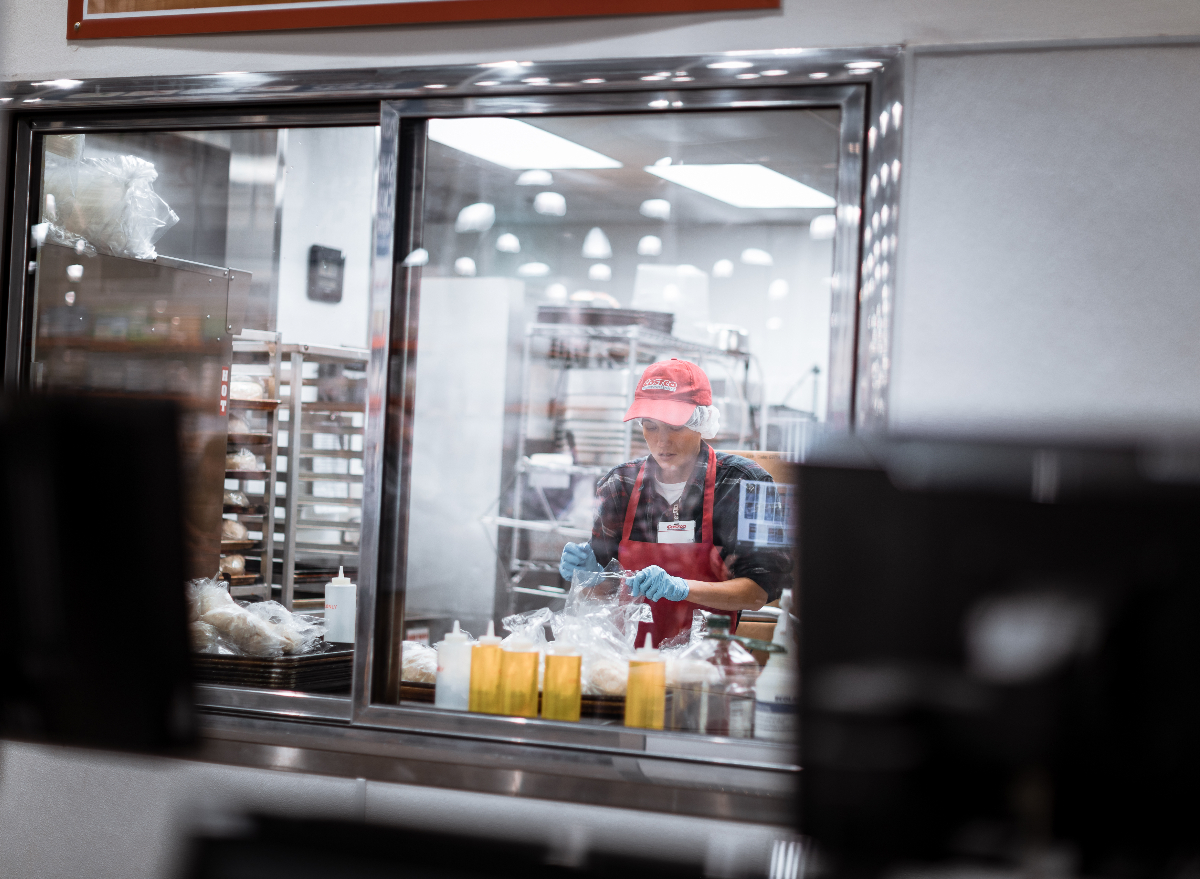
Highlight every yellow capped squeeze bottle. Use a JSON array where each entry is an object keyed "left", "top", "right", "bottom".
[
  {"left": 625, "top": 633, "right": 665, "bottom": 730},
  {"left": 499, "top": 635, "right": 539, "bottom": 718},
  {"left": 468, "top": 621, "right": 503, "bottom": 715},
  {"left": 542, "top": 644, "right": 582, "bottom": 722}
]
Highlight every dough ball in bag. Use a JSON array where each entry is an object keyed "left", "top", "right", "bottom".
[
  {"left": 221, "top": 518, "right": 249, "bottom": 540},
  {"left": 226, "top": 448, "right": 257, "bottom": 471},
  {"left": 219, "top": 554, "right": 245, "bottom": 575},
  {"left": 190, "top": 621, "right": 219, "bottom": 653},
  {"left": 224, "top": 489, "right": 250, "bottom": 507}
]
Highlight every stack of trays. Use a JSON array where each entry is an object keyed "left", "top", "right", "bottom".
[
  {"left": 192, "top": 647, "right": 353, "bottom": 692},
  {"left": 561, "top": 368, "right": 630, "bottom": 467}
]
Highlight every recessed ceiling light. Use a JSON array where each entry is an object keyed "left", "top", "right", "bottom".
[
  {"left": 533, "top": 192, "right": 566, "bottom": 216},
  {"left": 495, "top": 233, "right": 521, "bottom": 253},
  {"left": 762, "top": 69, "right": 788, "bottom": 76},
  {"left": 516, "top": 169, "right": 553, "bottom": 186},
  {"left": 742, "top": 248, "right": 773, "bottom": 266},
  {"left": 648, "top": 100, "right": 670, "bottom": 109},
  {"left": 707, "top": 61, "right": 754, "bottom": 69},
  {"left": 645, "top": 163, "right": 836, "bottom": 209},
  {"left": 517, "top": 262, "right": 551, "bottom": 277},
  {"left": 582, "top": 227, "right": 612, "bottom": 259},
  {"left": 428, "top": 118, "right": 621, "bottom": 170},
  {"left": 638, "top": 235, "right": 663, "bottom": 256}
]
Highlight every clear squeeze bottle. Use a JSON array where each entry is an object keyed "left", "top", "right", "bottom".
[
  {"left": 499, "top": 635, "right": 539, "bottom": 718},
  {"left": 468, "top": 621, "right": 503, "bottom": 715},
  {"left": 324, "top": 566, "right": 357, "bottom": 644},
  {"left": 434, "top": 620, "right": 472, "bottom": 711},
  {"left": 625, "top": 633, "right": 666, "bottom": 730},
  {"left": 754, "top": 590, "right": 796, "bottom": 741},
  {"left": 542, "top": 644, "right": 582, "bottom": 722}
]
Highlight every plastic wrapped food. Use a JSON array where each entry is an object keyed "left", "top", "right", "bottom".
[
  {"left": 219, "top": 554, "right": 245, "bottom": 575},
  {"left": 244, "top": 600, "right": 325, "bottom": 655},
  {"left": 42, "top": 151, "right": 180, "bottom": 260},
  {"left": 402, "top": 641, "right": 438, "bottom": 683},
  {"left": 230, "top": 378, "right": 265, "bottom": 401},
  {"left": 185, "top": 577, "right": 326, "bottom": 657},
  {"left": 226, "top": 448, "right": 258, "bottom": 471},
  {"left": 223, "top": 489, "right": 250, "bottom": 507},
  {"left": 221, "top": 519, "right": 249, "bottom": 540},
  {"left": 227, "top": 414, "right": 251, "bottom": 434},
  {"left": 189, "top": 621, "right": 219, "bottom": 652},
  {"left": 203, "top": 605, "right": 288, "bottom": 656}
]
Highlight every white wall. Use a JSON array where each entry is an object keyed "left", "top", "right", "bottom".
[
  {"left": 405, "top": 277, "right": 523, "bottom": 624},
  {"left": 8, "top": 0, "right": 1200, "bottom": 82},
  {"left": 275, "top": 126, "right": 376, "bottom": 350},
  {"left": 891, "top": 44, "right": 1200, "bottom": 439}
]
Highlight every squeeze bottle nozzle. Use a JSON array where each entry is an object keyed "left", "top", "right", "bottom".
[{"left": 332, "top": 566, "right": 351, "bottom": 586}]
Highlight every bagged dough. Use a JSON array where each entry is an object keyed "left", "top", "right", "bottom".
[
  {"left": 230, "top": 378, "right": 265, "bottom": 400},
  {"left": 582, "top": 657, "right": 628, "bottom": 696},
  {"left": 221, "top": 519, "right": 249, "bottom": 540},
  {"left": 219, "top": 554, "right": 245, "bottom": 575},
  {"left": 189, "top": 621, "right": 219, "bottom": 652},
  {"left": 227, "top": 414, "right": 251, "bottom": 434},
  {"left": 203, "top": 605, "right": 288, "bottom": 657},
  {"left": 226, "top": 448, "right": 258, "bottom": 471},
  {"left": 401, "top": 641, "right": 438, "bottom": 683},
  {"left": 224, "top": 489, "right": 250, "bottom": 507}
]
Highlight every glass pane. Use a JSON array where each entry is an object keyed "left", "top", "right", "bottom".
[
  {"left": 403, "top": 109, "right": 836, "bottom": 737},
  {"left": 31, "top": 125, "right": 379, "bottom": 694}
]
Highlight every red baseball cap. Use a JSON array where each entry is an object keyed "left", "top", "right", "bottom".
[{"left": 623, "top": 358, "right": 712, "bottom": 426}]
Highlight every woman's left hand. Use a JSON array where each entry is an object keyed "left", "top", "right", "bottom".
[{"left": 627, "top": 565, "right": 690, "bottom": 602}]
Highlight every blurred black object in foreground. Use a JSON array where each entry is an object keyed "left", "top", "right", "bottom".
[
  {"left": 0, "top": 395, "right": 195, "bottom": 752},
  {"left": 185, "top": 815, "right": 706, "bottom": 879},
  {"left": 798, "top": 438, "right": 1200, "bottom": 877}
]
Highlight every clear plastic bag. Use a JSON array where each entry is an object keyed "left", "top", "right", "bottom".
[
  {"left": 42, "top": 151, "right": 179, "bottom": 260},
  {"left": 401, "top": 641, "right": 438, "bottom": 683},
  {"left": 223, "top": 489, "right": 250, "bottom": 507},
  {"left": 184, "top": 577, "right": 326, "bottom": 657},
  {"left": 225, "top": 448, "right": 258, "bottom": 471},
  {"left": 221, "top": 518, "right": 249, "bottom": 541},
  {"left": 218, "top": 554, "right": 245, "bottom": 575}
]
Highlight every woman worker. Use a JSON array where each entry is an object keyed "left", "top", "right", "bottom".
[{"left": 559, "top": 358, "right": 792, "bottom": 646}]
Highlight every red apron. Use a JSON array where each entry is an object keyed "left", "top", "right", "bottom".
[{"left": 618, "top": 445, "right": 733, "bottom": 647}]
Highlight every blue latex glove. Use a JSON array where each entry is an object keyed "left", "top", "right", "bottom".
[
  {"left": 627, "top": 565, "right": 690, "bottom": 602},
  {"left": 559, "top": 542, "right": 601, "bottom": 581}
]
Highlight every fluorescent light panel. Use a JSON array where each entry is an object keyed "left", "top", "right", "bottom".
[
  {"left": 428, "top": 118, "right": 622, "bottom": 170},
  {"left": 645, "top": 163, "right": 836, "bottom": 209}
]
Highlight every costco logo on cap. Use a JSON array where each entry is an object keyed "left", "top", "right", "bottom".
[
  {"left": 623, "top": 358, "right": 713, "bottom": 427},
  {"left": 642, "top": 378, "right": 677, "bottom": 392}
]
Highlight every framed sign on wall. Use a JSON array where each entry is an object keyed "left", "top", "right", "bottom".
[{"left": 67, "top": 0, "right": 777, "bottom": 39}]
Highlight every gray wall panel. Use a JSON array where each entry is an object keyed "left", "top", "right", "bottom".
[{"left": 892, "top": 44, "right": 1200, "bottom": 439}]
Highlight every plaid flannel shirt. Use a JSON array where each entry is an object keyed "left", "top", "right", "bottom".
[{"left": 590, "top": 443, "right": 793, "bottom": 603}]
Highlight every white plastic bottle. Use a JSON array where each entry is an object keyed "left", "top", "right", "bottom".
[
  {"left": 435, "top": 621, "right": 472, "bottom": 710},
  {"left": 754, "top": 589, "right": 796, "bottom": 741},
  {"left": 324, "top": 566, "right": 357, "bottom": 644}
]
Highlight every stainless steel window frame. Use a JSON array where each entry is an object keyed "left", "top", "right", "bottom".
[{"left": 0, "top": 50, "right": 905, "bottom": 809}]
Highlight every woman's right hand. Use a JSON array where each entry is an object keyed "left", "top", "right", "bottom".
[{"left": 559, "top": 542, "right": 601, "bottom": 581}]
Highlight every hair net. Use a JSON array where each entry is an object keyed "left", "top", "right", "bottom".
[{"left": 684, "top": 405, "right": 721, "bottom": 440}]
